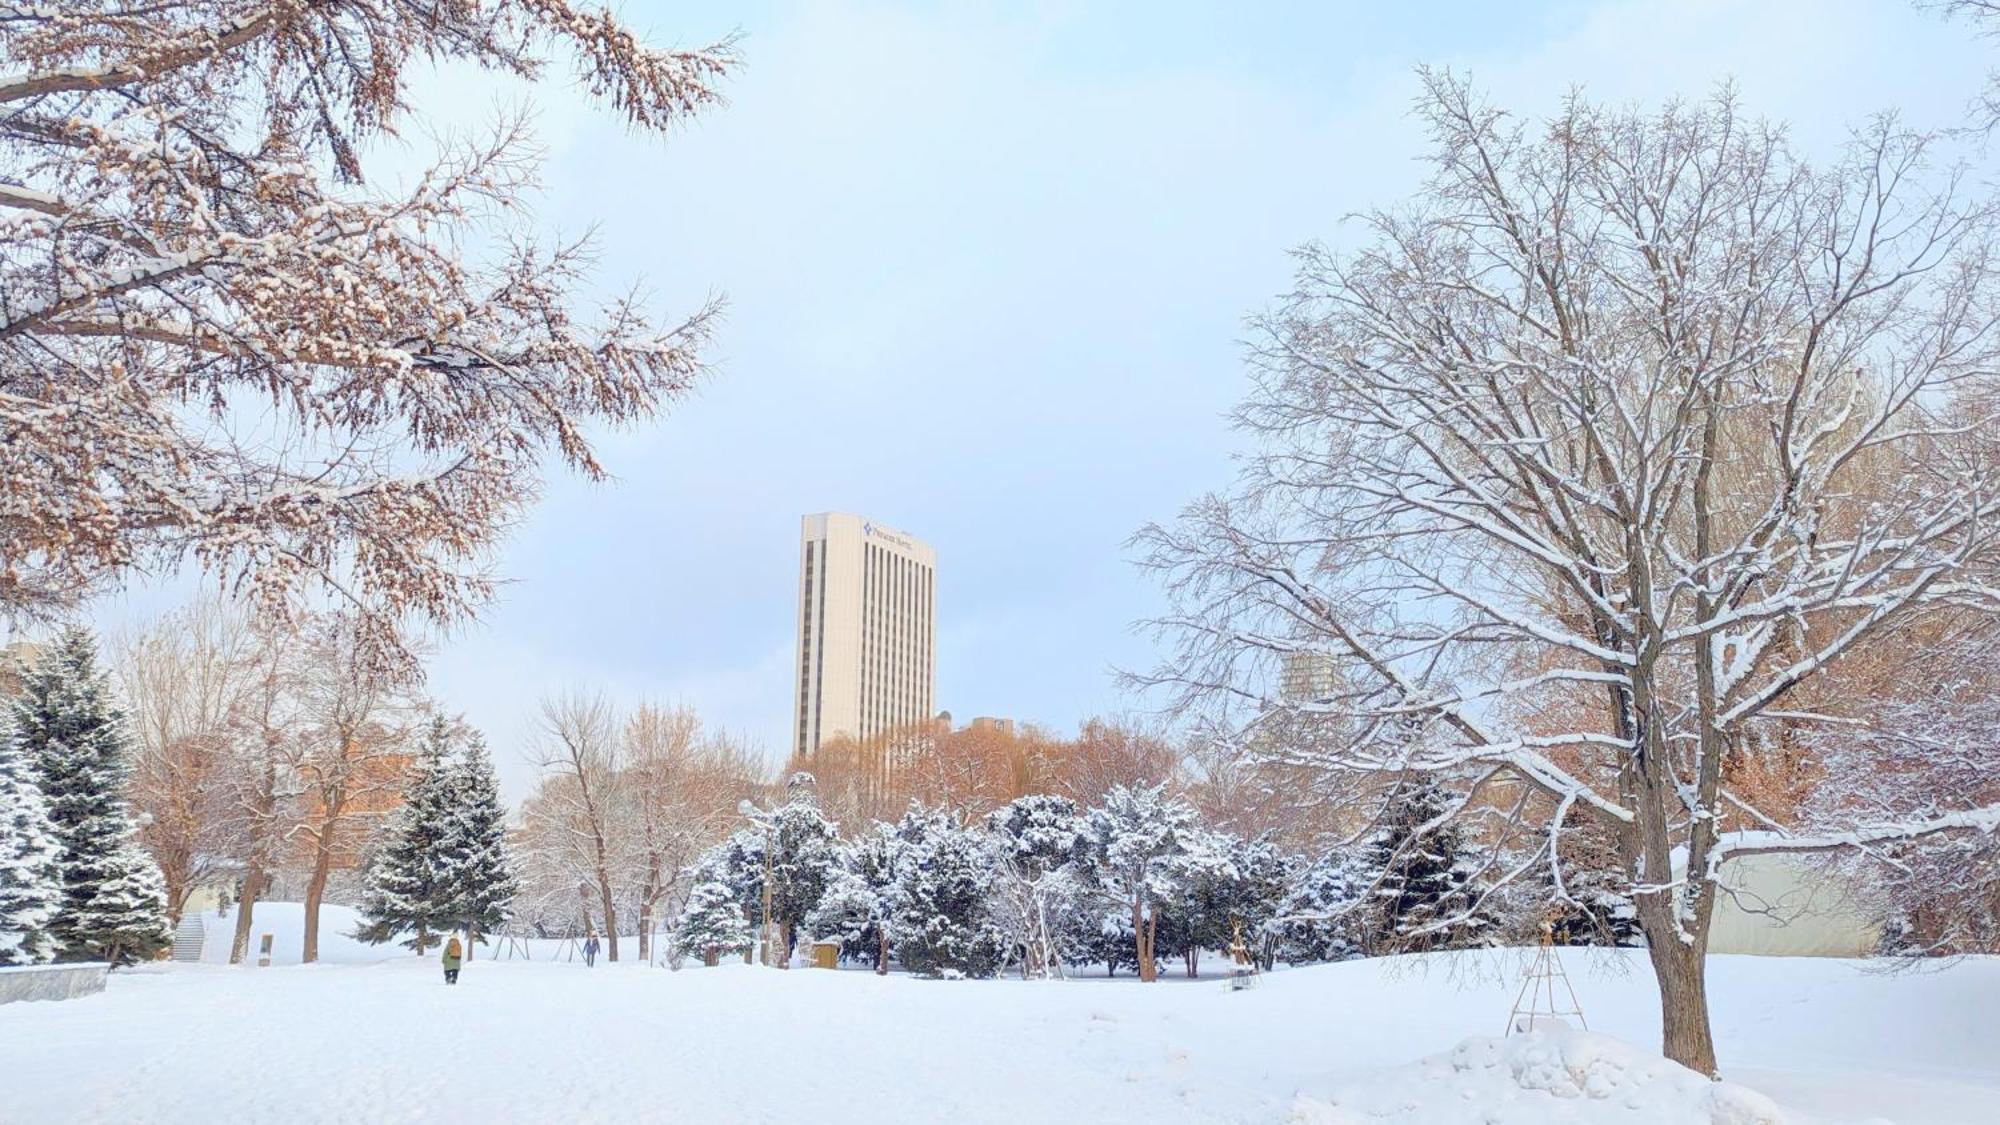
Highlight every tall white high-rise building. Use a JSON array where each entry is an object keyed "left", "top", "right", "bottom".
[{"left": 793, "top": 513, "right": 937, "bottom": 760}]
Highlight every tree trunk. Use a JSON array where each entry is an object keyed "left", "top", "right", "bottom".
[
  {"left": 1184, "top": 947, "right": 1198, "bottom": 978},
  {"left": 1134, "top": 899, "right": 1157, "bottom": 982},
  {"left": 597, "top": 879, "right": 619, "bottom": 962},
  {"left": 779, "top": 920, "right": 795, "bottom": 968},
  {"left": 637, "top": 904, "right": 652, "bottom": 963},
  {"left": 230, "top": 867, "right": 265, "bottom": 965},
  {"left": 162, "top": 868, "right": 188, "bottom": 929},
  {"left": 302, "top": 830, "right": 335, "bottom": 964},
  {"left": 876, "top": 932, "right": 890, "bottom": 975},
  {"left": 1648, "top": 934, "right": 1718, "bottom": 1075}
]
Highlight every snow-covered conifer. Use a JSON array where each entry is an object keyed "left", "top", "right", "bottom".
[
  {"left": 13, "top": 629, "right": 169, "bottom": 965},
  {"left": 675, "top": 880, "right": 753, "bottom": 964},
  {"left": 987, "top": 794, "right": 1091, "bottom": 977},
  {"left": 1157, "top": 831, "right": 1293, "bottom": 977},
  {"left": 1082, "top": 784, "right": 1197, "bottom": 981},
  {"left": 355, "top": 718, "right": 458, "bottom": 951},
  {"left": 805, "top": 871, "right": 883, "bottom": 959},
  {"left": 808, "top": 820, "right": 901, "bottom": 971},
  {"left": 885, "top": 807, "right": 1007, "bottom": 979},
  {"left": 746, "top": 779, "right": 842, "bottom": 959},
  {"left": 0, "top": 730, "right": 63, "bottom": 966},
  {"left": 1542, "top": 821, "right": 1640, "bottom": 948},
  {"left": 440, "top": 731, "right": 517, "bottom": 949},
  {"left": 1269, "top": 849, "right": 1365, "bottom": 965},
  {"left": 1360, "top": 777, "right": 1494, "bottom": 954}
]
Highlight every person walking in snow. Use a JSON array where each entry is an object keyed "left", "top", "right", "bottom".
[
  {"left": 583, "top": 934, "right": 600, "bottom": 968},
  {"left": 442, "top": 935, "right": 463, "bottom": 985}
]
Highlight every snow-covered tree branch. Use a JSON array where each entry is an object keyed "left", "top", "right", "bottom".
[{"left": 0, "top": 1, "right": 737, "bottom": 662}]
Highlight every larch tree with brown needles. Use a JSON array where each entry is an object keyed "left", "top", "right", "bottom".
[{"left": 0, "top": 1, "right": 735, "bottom": 661}]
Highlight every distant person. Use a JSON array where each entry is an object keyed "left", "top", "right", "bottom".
[
  {"left": 442, "top": 936, "right": 463, "bottom": 985},
  {"left": 583, "top": 934, "right": 601, "bottom": 968}
]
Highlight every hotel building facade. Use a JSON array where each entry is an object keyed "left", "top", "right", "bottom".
[{"left": 793, "top": 513, "right": 937, "bottom": 760}]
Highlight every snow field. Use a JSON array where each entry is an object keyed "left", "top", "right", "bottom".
[
  {"left": 3, "top": 946, "right": 1995, "bottom": 1123},
  {"left": 1291, "top": 1028, "right": 1789, "bottom": 1124}
]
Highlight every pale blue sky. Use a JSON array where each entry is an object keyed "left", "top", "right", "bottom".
[{"left": 82, "top": 0, "right": 1998, "bottom": 799}]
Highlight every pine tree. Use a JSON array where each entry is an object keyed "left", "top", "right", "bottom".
[
  {"left": 885, "top": 807, "right": 1007, "bottom": 979},
  {"left": 804, "top": 870, "right": 884, "bottom": 960},
  {"left": 750, "top": 777, "right": 843, "bottom": 960},
  {"left": 807, "top": 820, "right": 900, "bottom": 971},
  {"left": 1361, "top": 776, "right": 1494, "bottom": 954},
  {"left": 987, "top": 794, "right": 1091, "bottom": 977},
  {"left": 355, "top": 718, "right": 457, "bottom": 952},
  {"left": 440, "top": 731, "right": 517, "bottom": 951},
  {"left": 1157, "top": 831, "right": 1293, "bottom": 978},
  {"left": 0, "top": 728, "right": 63, "bottom": 966},
  {"left": 13, "top": 628, "right": 169, "bottom": 965},
  {"left": 1082, "top": 784, "right": 1196, "bottom": 981},
  {"left": 676, "top": 880, "right": 753, "bottom": 964}
]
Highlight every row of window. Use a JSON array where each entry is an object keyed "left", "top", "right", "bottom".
[{"left": 859, "top": 542, "right": 933, "bottom": 743}]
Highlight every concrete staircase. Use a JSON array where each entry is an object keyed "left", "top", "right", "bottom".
[{"left": 169, "top": 913, "right": 206, "bottom": 962}]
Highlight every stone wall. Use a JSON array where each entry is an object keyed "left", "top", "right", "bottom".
[{"left": 0, "top": 962, "right": 110, "bottom": 1004}]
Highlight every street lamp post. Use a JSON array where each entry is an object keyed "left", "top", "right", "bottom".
[{"left": 739, "top": 799, "right": 778, "bottom": 968}]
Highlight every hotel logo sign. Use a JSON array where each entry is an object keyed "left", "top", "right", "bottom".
[{"left": 862, "top": 521, "right": 915, "bottom": 552}]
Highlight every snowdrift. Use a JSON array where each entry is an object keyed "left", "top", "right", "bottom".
[
  {"left": 194, "top": 902, "right": 399, "bottom": 965},
  {"left": 1292, "top": 1027, "right": 1788, "bottom": 1125}
]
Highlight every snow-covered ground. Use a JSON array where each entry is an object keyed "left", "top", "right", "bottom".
[{"left": 4, "top": 933, "right": 1995, "bottom": 1123}]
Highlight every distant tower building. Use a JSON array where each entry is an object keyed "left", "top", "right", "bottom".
[
  {"left": 1278, "top": 650, "right": 1339, "bottom": 703},
  {"left": 793, "top": 513, "right": 938, "bottom": 760}
]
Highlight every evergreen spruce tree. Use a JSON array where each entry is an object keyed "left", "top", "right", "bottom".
[
  {"left": 1544, "top": 820, "right": 1641, "bottom": 947},
  {"left": 440, "top": 732, "right": 517, "bottom": 950},
  {"left": 675, "top": 880, "right": 753, "bottom": 964},
  {"left": 1270, "top": 848, "right": 1366, "bottom": 965},
  {"left": 13, "top": 628, "right": 169, "bottom": 965},
  {"left": 0, "top": 728, "right": 63, "bottom": 966},
  {"left": 1361, "top": 775, "right": 1494, "bottom": 954},
  {"left": 355, "top": 718, "right": 457, "bottom": 952}
]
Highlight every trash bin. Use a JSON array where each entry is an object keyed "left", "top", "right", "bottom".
[{"left": 810, "top": 941, "right": 839, "bottom": 969}]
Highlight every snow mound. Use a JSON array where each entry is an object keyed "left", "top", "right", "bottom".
[
  {"left": 194, "top": 902, "right": 401, "bottom": 965},
  {"left": 1292, "top": 1027, "right": 1790, "bottom": 1124}
]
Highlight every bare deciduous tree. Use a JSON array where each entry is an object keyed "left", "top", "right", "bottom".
[
  {"left": 225, "top": 623, "right": 303, "bottom": 965},
  {"left": 1139, "top": 72, "right": 2000, "bottom": 1073},
  {"left": 287, "top": 621, "right": 420, "bottom": 962},
  {"left": 115, "top": 597, "right": 257, "bottom": 924},
  {"left": 620, "top": 703, "right": 760, "bottom": 962},
  {"left": 526, "top": 692, "right": 625, "bottom": 961}
]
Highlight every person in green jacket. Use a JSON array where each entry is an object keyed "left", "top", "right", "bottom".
[{"left": 442, "top": 935, "right": 463, "bottom": 985}]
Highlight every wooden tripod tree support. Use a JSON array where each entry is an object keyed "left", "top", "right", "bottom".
[
  {"left": 1506, "top": 922, "right": 1588, "bottom": 1035},
  {"left": 1227, "top": 919, "right": 1259, "bottom": 992}
]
